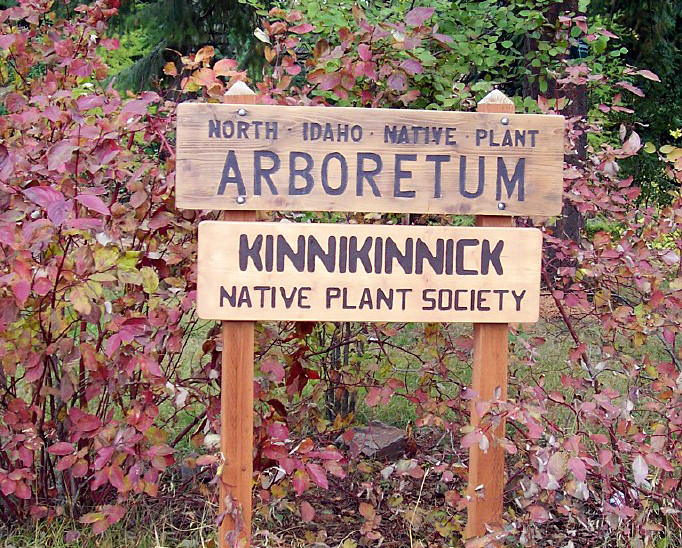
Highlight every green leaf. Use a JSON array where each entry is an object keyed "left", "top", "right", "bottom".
[
  {"left": 593, "top": 35, "right": 608, "bottom": 54},
  {"left": 643, "top": 142, "right": 656, "bottom": 154},
  {"left": 141, "top": 267, "right": 159, "bottom": 294},
  {"left": 118, "top": 251, "right": 140, "bottom": 271}
]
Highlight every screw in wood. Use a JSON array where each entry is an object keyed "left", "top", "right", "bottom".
[
  {"left": 238, "top": 108, "right": 247, "bottom": 116},
  {"left": 497, "top": 202, "right": 506, "bottom": 210},
  {"left": 501, "top": 117, "right": 509, "bottom": 125},
  {"left": 236, "top": 196, "right": 246, "bottom": 205}
]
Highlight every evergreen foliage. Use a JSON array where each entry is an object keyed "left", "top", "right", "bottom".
[
  {"left": 592, "top": 0, "right": 682, "bottom": 202},
  {"left": 107, "top": 0, "right": 265, "bottom": 91}
]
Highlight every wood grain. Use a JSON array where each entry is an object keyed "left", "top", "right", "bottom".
[
  {"left": 219, "top": 87, "right": 257, "bottom": 548},
  {"left": 466, "top": 93, "right": 516, "bottom": 544},
  {"left": 197, "top": 221, "right": 541, "bottom": 323},
  {"left": 176, "top": 103, "right": 564, "bottom": 215}
]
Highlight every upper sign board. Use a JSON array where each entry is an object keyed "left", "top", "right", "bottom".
[
  {"left": 198, "top": 221, "right": 542, "bottom": 323},
  {"left": 176, "top": 104, "right": 564, "bottom": 216}
]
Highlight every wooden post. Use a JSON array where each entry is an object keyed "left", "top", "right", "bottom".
[
  {"left": 466, "top": 90, "right": 516, "bottom": 543},
  {"left": 219, "top": 82, "right": 257, "bottom": 548}
]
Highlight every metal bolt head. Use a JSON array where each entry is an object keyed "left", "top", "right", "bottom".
[
  {"left": 236, "top": 196, "right": 246, "bottom": 205},
  {"left": 238, "top": 108, "right": 247, "bottom": 116},
  {"left": 501, "top": 117, "right": 510, "bottom": 125},
  {"left": 497, "top": 202, "right": 506, "bottom": 210}
]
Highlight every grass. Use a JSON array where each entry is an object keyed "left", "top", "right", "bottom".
[{"left": 2, "top": 494, "right": 217, "bottom": 548}]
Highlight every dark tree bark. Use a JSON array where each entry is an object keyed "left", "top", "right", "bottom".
[{"left": 524, "top": 0, "right": 588, "bottom": 281}]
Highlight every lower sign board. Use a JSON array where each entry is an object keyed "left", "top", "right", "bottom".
[{"left": 198, "top": 222, "right": 542, "bottom": 323}]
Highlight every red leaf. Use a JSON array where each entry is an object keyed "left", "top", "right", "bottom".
[
  {"left": 119, "top": 99, "right": 149, "bottom": 121},
  {"left": 23, "top": 186, "right": 64, "bottom": 208},
  {"left": 77, "top": 95, "right": 105, "bottom": 111},
  {"left": 261, "top": 359, "right": 285, "bottom": 382},
  {"left": 387, "top": 71, "right": 407, "bottom": 91},
  {"left": 309, "top": 449, "right": 343, "bottom": 461},
  {"left": 0, "top": 34, "right": 16, "bottom": 49},
  {"left": 69, "top": 58, "right": 92, "bottom": 78},
  {"left": 47, "top": 199, "right": 70, "bottom": 226},
  {"left": 0, "top": 479, "right": 16, "bottom": 496},
  {"left": 267, "top": 422, "right": 289, "bottom": 441},
  {"left": 30, "top": 505, "right": 48, "bottom": 519},
  {"left": 617, "top": 81, "right": 644, "bottom": 97},
  {"left": 568, "top": 457, "right": 586, "bottom": 482},
  {"left": 213, "top": 58, "right": 238, "bottom": 77},
  {"left": 108, "top": 464, "right": 125, "bottom": 490},
  {"left": 324, "top": 460, "right": 346, "bottom": 479},
  {"left": 94, "top": 140, "right": 121, "bottom": 165},
  {"left": 636, "top": 69, "right": 660, "bottom": 82},
  {"left": 289, "top": 23, "right": 313, "bottom": 34},
  {"left": 359, "top": 502, "right": 376, "bottom": 520},
  {"left": 105, "top": 504, "right": 126, "bottom": 525},
  {"left": 300, "top": 501, "right": 315, "bottom": 522},
  {"left": 358, "top": 44, "right": 371, "bottom": 61},
  {"left": 365, "top": 386, "right": 381, "bottom": 407},
  {"left": 72, "top": 459, "right": 89, "bottom": 477},
  {"left": 56, "top": 454, "right": 77, "bottom": 472},
  {"left": 433, "top": 33, "right": 453, "bottom": 44},
  {"left": 460, "top": 429, "right": 481, "bottom": 449},
  {"left": 101, "top": 37, "right": 119, "bottom": 50},
  {"left": 400, "top": 59, "right": 423, "bottom": 75},
  {"left": 196, "top": 455, "right": 218, "bottom": 466},
  {"left": 92, "top": 518, "right": 110, "bottom": 534},
  {"left": 95, "top": 447, "right": 115, "bottom": 470},
  {"left": 25, "top": 361, "right": 44, "bottom": 383},
  {"left": 14, "top": 481, "right": 32, "bottom": 499},
  {"left": 33, "top": 277, "right": 52, "bottom": 296},
  {"left": 47, "top": 142, "right": 78, "bottom": 171},
  {"left": 140, "top": 355, "right": 163, "bottom": 377},
  {"left": 645, "top": 452, "right": 674, "bottom": 472},
  {"left": 528, "top": 504, "right": 549, "bottom": 523},
  {"left": 405, "top": 7, "right": 434, "bottom": 26},
  {"left": 306, "top": 462, "right": 328, "bottom": 489},
  {"left": 65, "top": 218, "right": 103, "bottom": 230},
  {"left": 70, "top": 408, "right": 102, "bottom": 433},
  {"left": 48, "top": 442, "right": 75, "bottom": 456},
  {"left": 12, "top": 280, "right": 30, "bottom": 305},
  {"left": 317, "top": 72, "right": 342, "bottom": 91},
  {"left": 286, "top": 10, "right": 303, "bottom": 22},
  {"left": 76, "top": 194, "right": 110, "bottom": 216},
  {"left": 292, "top": 469, "right": 307, "bottom": 495}
]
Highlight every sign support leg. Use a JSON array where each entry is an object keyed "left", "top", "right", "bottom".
[
  {"left": 466, "top": 92, "right": 516, "bottom": 543},
  {"left": 219, "top": 86, "right": 257, "bottom": 548}
]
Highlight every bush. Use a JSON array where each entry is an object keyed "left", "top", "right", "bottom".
[
  {"left": 1, "top": 1, "right": 681, "bottom": 546},
  {"left": 0, "top": 0, "right": 202, "bottom": 532}
]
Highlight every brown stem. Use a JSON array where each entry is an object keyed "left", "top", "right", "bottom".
[{"left": 170, "top": 410, "right": 207, "bottom": 448}]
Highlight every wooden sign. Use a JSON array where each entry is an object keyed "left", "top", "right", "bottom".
[
  {"left": 197, "top": 221, "right": 542, "bottom": 323},
  {"left": 176, "top": 103, "right": 564, "bottom": 216}
]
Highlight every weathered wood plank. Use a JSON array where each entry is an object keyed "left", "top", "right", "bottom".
[
  {"left": 466, "top": 91, "right": 516, "bottom": 545},
  {"left": 176, "top": 103, "right": 564, "bottom": 215},
  {"left": 219, "top": 87, "right": 257, "bottom": 548},
  {"left": 197, "top": 221, "right": 541, "bottom": 323}
]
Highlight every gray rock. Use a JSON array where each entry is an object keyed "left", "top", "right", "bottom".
[{"left": 337, "top": 421, "right": 406, "bottom": 459}]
